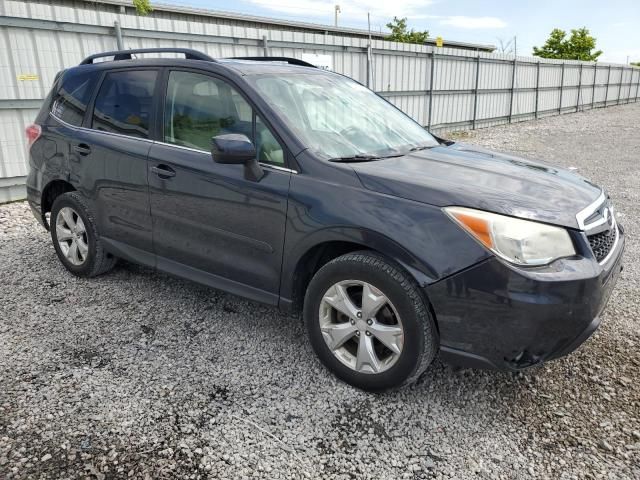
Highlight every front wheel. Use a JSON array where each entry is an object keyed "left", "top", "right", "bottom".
[{"left": 304, "top": 251, "right": 438, "bottom": 391}]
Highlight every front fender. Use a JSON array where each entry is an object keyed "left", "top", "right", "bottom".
[{"left": 279, "top": 171, "right": 491, "bottom": 305}]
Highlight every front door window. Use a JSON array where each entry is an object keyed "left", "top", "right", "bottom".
[{"left": 164, "top": 71, "right": 285, "bottom": 166}]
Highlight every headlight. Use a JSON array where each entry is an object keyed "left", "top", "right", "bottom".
[{"left": 444, "top": 206, "right": 576, "bottom": 266}]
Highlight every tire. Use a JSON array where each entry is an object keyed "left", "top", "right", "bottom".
[
  {"left": 50, "top": 192, "right": 117, "bottom": 277},
  {"left": 304, "top": 250, "right": 438, "bottom": 391}
]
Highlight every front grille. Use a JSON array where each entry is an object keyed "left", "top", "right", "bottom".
[{"left": 587, "top": 227, "right": 617, "bottom": 263}]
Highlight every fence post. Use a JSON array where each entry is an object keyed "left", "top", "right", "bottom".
[
  {"left": 508, "top": 57, "right": 517, "bottom": 123},
  {"left": 617, "top": 67, "right": 622, "bottom": 105},
  {"left": 472, "top": 54, "right": 480, "bottom": 129},
  {"left": 262, "top": 35, "right": 269, "bottom": 56},
  {"left": 605, "top": 65, "right": 611, "bottom": 107},
  {"left": 576, "top": 63, "right": 583, "bottom": 112},
  {"left": 627, "top": 68, "right": 633, "bottom": 104},
  {"left": 365, "top": 47, "right": 369, "bottom": 88},
  {"left": 591, "top": 64, "right": 597, "bottom": 109},
  {"left": 427, "top": 51, "right": 435, "bottom": 130},
  {"left": 113, "top": 21, "right": 124, "bottom": 50},
  {"left": 534, "top": 61, "right": 540, "bottom": 119},
  {"left": 366, "top": 44, "right": 373, "bottom": 88},
  {"left": 558, "top": 62, "right": 565, "bottom": 115}
]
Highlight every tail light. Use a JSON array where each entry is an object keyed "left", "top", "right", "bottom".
[{"left": 26, "top": 123, "right": 42, "bottom": 149}]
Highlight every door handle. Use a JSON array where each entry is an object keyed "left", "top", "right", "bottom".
[
  {"left": 73, "top": 143, "right": 91, "bottom": 156},
  {"left": 151, "top": 165, "right": 176, "bottom": 179}
]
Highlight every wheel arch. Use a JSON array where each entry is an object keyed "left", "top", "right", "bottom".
[
  {"left": 281, "top": 227, "right": 439, "bottom": 314},
  {"left": 41, "top": 179, "right": 76, "bottom": 229}
]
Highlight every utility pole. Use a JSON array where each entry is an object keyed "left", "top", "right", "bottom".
[{"left": 334, "top": 5, "right": 341, "bottom": 27}]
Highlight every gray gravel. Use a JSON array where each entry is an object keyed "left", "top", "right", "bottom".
[{"left": 1, "top": 103, "right": 640, "bottom": 479}]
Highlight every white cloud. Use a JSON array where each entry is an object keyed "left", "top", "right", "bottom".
[
  {"left": 246, "top": 0, "right": 433, "bottom": 22},
  {"left": 438, "top": 16, "right": 507, "bottom": 29},
  {"left": 600, "top": 49, "right": 640, "bottom": 64},
  {"left": 611, "top": 21, "right": 628, "bottom": 28},
  {"left": 244, "top": 1, "right": 507, "bottom": 33}
]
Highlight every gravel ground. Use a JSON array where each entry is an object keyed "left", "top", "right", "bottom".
[{"left": 1, "top": 104, "right": 639, "bottom": 480}]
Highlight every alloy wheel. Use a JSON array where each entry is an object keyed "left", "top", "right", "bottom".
[
  {"left": 55, "top": 207, "right": 89, "bottom": 266},
  {"left": 319, "top": 280, "right": 404, "bottom": 374}
]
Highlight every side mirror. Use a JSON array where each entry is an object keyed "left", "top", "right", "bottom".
[
  {"left": 211, "top": 133, "right": 256, "bottom": 164},
  {"left": 211, "top": 133, "right": 264, "bottom": 181}
]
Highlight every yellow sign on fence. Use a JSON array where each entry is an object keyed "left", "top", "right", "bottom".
[
  {"left": 436, "top": 36, "right": 443, "bottom": 48},
  {"left": 17, "top": 74, "right": 39, "bottom": 81}
]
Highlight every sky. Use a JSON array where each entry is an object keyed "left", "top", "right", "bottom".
[{"left": 153, "top": 0, "right": 640, "bottom": 63}]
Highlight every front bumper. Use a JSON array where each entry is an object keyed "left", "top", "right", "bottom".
[{"left": 427, "top": 227, "right": 625, "bottom": 371}]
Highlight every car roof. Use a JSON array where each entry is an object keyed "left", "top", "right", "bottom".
[{"left": 69, "top": 49, "right": 332, "bottom": 77}]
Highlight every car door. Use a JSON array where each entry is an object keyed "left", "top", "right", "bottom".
[
  {"left": 148, "top": 69, "right": 292, "bottom": 304},
  {"left": 68, "top": 68, "right": 159, "bottom": 263}
]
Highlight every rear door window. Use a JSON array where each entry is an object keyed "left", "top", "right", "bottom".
[
  {"left": 51, "top": 69, "right": 98, "bottom": 126},
  {"left": 91, "top": 70, "right": 158, "bottom": 139}
]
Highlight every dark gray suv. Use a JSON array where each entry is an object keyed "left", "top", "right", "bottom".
[{"left": 26, "top": 48, "right": 624, "bottom": 391}]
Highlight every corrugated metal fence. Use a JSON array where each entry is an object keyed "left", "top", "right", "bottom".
[{"left": 1, "top": 0, "right": 639, "bottom": 202}]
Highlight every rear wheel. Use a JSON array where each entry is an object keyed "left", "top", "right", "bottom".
[
  {"left": 50, "top": 192, "right": 117, "bottom": 277},
  {"left": 304, "top": 251, "right": 438, "bottom": 391}
]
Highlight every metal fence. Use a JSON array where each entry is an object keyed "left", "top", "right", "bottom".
[{"left": 1, "top": 0, "right": 639, "bottom": 202}]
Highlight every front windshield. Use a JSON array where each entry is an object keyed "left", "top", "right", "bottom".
[{"left": 250, "top": 73, "right": 439, "bottom": 159}]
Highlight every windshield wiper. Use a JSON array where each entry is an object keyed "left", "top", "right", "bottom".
[
  {"left": 408, "top": 145, "right": 434, "bottom": 152},
  {"left": 329, "top": 154, "right": 380, "bottom": 162},
  {"left": 329, "top": 153, "right": 404, "bottom": 163}
]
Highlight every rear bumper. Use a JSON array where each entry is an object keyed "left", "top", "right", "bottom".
[
  {"left": 427, "top": 227, "right": 624, "bottom": 371},
  {"left": 26, "top": 165, "right": 47, "bottom": 229}
]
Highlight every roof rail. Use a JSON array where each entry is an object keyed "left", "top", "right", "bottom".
[
  {"left": 228, "top": 57, "right": 317, "bottom": 68},
  {"left": 79, "top": 48, "right": 215, "bottom": 65}
]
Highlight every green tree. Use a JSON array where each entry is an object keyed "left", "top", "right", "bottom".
[
  {"left": 385, "top": 17, "right": 429, "bottom": 44},
  {"left": 133, "top": 0, "right": 153, "bottom": 15},
  {"left": 533, "top": 27, "right": 602, "bottom": 61},
  {"left": 631, "top": 62, "right": 640, "bottom": 67}
]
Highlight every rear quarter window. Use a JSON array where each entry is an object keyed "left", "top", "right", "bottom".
[{"left": 51, "top": 69, "right": 98, "bottom": 126}]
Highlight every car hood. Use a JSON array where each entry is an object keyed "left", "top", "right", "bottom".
[{"left": 350, "top": 143, "right": 602, "bottom": 229}]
